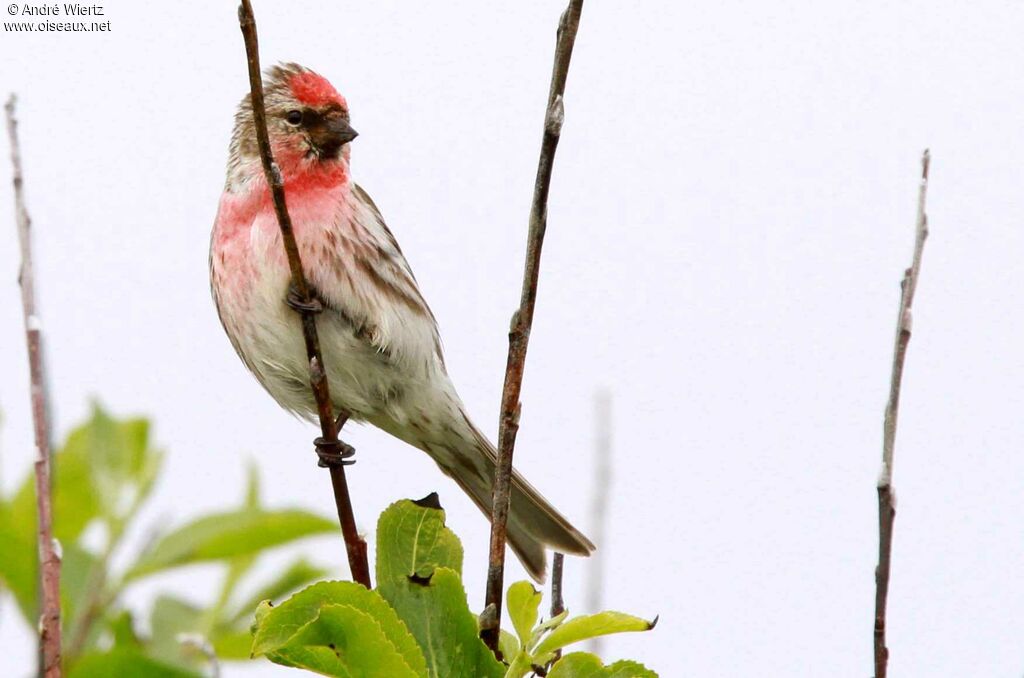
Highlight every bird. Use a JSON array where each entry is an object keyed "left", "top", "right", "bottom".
[{"left": 209, "top": 63, "right": 594, "bottom": 581}]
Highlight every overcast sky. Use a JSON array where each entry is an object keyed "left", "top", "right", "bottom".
[{"left": 2, "top": 1, "right": 1024, "bottom": 676}]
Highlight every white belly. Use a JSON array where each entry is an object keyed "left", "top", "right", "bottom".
[
  {"left": 211, "top": 182, "right": 454, "bottom": 435},
  {"left": 214, "top": 243, "right": 417, "bottom": 425}
]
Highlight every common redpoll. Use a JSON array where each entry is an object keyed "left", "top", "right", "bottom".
[{"left": 210, "top": 64, "right": 594, "bottom": 581}]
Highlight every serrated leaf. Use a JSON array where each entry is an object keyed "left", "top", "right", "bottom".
[
  {"left": 68, "top": 648, "right": 203, "bottom": 678},
  {"left": 376, "top": 495, "right": 463, "bottom": 584},
  {"left": 533, "top": 612, "right": 656, "bottom": 659},
  {"left": 252, "top": 580, "right": 427, "bottom": 677},
  {"left": 125, "top": 509, "right": 335, "bottom": 580},
  {"left": 379, "top": 567, "right": 503, "bottom": 678},
  {"left": 548, "top": 652, "right": 659, "bottom": 678},
  {"left": 507, "top": 580, "right": 542, "bottom": 645},
  {"left": 266, "top": 603, "right": 424, "bottom": 677},
  {"left": 604, "top": 660, "right": 660, "bottom": 678}
]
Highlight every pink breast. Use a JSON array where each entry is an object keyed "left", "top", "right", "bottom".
[{"left": 211, "top": 175, "right": 351, "bottom": 318}]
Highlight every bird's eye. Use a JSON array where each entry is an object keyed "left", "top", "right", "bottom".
[{"left": 285, "top": 110, "right": 303, "bottom": 126}]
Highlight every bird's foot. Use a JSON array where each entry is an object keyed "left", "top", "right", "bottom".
[
  {"left": 315, "top": 436, "right": 356, "bottom": 467},
  {"left": 286, "top": 284, "right": 324, "bottom": 314}
]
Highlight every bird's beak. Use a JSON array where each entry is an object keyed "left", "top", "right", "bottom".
[{"left": 326, "top": 118, "right": 358, "bottom": 146}]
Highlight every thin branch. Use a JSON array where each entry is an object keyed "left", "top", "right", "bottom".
[
  {"left": 236, "top": 0, "right": 370, "bottom": 589},
  {"left": 550, "top": 553, "right": 565, "bottom": 617},
  {"left": 7, "top": 94, "right": 62, "bottom": 678},
  {"left": 874, "top": 149, "right": 930, "bottom": 678},
  {"left": 481, "top": 0, "right": 586, "bottom": 654},
  {"left": 546, "top": 552, "right": 566, "bottom": 669},
  {"left": 586, "top": 391, "right": 612, "bottom": 656}
]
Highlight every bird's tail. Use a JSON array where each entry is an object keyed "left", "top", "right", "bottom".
[{"left": 440, "top": 417, "right": 596, "bottom": 583}]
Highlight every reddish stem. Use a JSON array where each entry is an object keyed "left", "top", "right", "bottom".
[
  {"left": 481, "top": 0, "right": 586, "bottom": 654},
  {"left": 6, "top": 94, "right": 63, "bottom": 678},
  {"left": 236, "top": 0, "right": 370, "bottom": 589}
]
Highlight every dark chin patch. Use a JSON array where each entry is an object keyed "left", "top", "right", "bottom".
[
  {"left": 317, "top": 140, "right": 343, "bottom": 160},
  {"left": 305, "top": 141, "right": 341, "bottom": 161}
]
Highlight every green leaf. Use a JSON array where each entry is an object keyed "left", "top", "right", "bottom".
[
  {"left": 227, "top": 557, "right": 330, "bottom": 626},
  {"left": 506, "top": 580, "right": 542, "bottom": 646},
  {"left": 125, "top": 509, "right": 335, "bottom": 580},
  {"left": 533, "top": 612, "right": 657, "bottom": 659},
  {"left": 252, "top": 580, "right": 427, "bottom": 677},
  {"left": 211, "top": 629, "right": 254, "bottom": 660},
  {"left": 68, "top": 648, "right": 203, "bottom": 678},
  {"left": 548, "top": 652, "right": 659, "bottom": 678},
  {"left": 265, "top": 603, "right": 424, "bottom": 677},
  {"left": 149, "top": 595, "right": 205, "bottom": 665},
  {"left": 68, "top": 405, "right": 160, "bottom": 522},
  {"left": 108, "top": 610, "right": 143, "bottom": 649},
  {"left": 535, "top": 609, "right": 570, "bottom": 635},
  {"left": 498, "top": 629, "right": 521, "bottom": 665},
  {"left": 379, "top": 567, "right": 503, "bottom": 678},
  {"left": 0, "top": 421, "right": 108, "bottom": 623},
  {"left": 83, "top": 406, "right": 143, "bottom": 481},
  {"left": 0, "top": 495, "right": 37, "bottom": 622},
  {"left": 376, "top": 494, "right": 463, "bottom": 584},
  {"left": 61, "top": 542, "right": 101, "bottom": 644},
  {"left": 51, "top": 434, "right": 102, "bottom": 541}
]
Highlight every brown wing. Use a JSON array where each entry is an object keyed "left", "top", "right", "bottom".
[{"left": 345, "top": 182, "right": 446, "bottom": 370}]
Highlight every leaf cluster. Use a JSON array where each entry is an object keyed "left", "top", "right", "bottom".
[
  {"left": 0, "top": 407, "right": 658, "bottom": 676},
  {"left": 252, "top": 496, "right": 658, "bottom": 677},
  {"left": 0, "top": 405, "right": 338, "bottom": 675}
]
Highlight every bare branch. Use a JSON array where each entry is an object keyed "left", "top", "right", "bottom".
[
  {"left": 236, "top": 0, "right": 370, "bottom": 589},
  {"left": 542, "top": 552, "right": 567, "bottom": 670},
  {"left": 874, "top": 150, "right": 931, "bottom": 678},
  {"left": 6, "top": 94, "right": 62, "bottom": 678},
  {"left": 481, "top": 0, "right": 586, "bottom": 654},
  {"left": 550, "top": 553, "right": 565, "bottom": 618}
]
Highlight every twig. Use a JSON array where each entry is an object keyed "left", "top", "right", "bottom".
[
  {"left": 550, "top": 553, "right": 565, "bottom": 617},
  {"left": 481, "top": 0, "right": 586, "bottom": 654},
  {"left": 874, "top": 150, "right": 930, "bottom": 678},
  {"left": 586, "top": 391, "right": 612, "bottom": 656},
  {"left": 236, "top": 0, "right": 370, "bottom": 589},
  {"left": 6, "top": 94, "right": 62, "bottom": 677},
  {"left": 547, "top": 552, "right": 566, "bottom": 668}
]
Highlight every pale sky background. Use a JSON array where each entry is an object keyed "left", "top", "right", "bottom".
[{"left": 2, "top": 1, "right": 1024, "bottom": 676}]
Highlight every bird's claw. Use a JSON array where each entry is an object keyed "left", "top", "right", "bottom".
[
  {"left": 286, "top": 284, "right": 324, "bottom": 314},
  {"left": 314, "top": 436, "right": 356, "bottom": 467}
]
